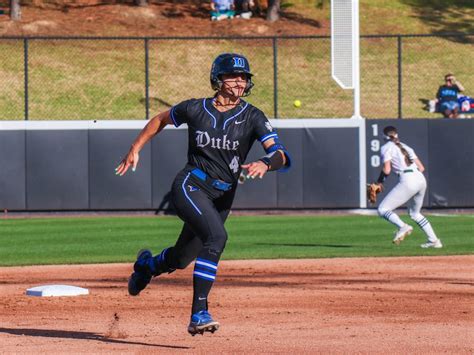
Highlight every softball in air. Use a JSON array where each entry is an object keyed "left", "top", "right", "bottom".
[{"left": 293, "top": 100, "right": 301, "bottom": 108}]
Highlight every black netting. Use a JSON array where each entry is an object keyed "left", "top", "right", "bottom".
[{"left": 0, "top": 35, "right": 472, "bottom": 120}]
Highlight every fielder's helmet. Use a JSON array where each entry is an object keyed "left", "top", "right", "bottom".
[{"left": 210, "top": 53, "right": 254, "bottom": 95}]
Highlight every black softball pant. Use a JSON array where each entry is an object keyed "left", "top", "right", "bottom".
[{"left": 165, "top": 168, "right": 236, "bottom": 271}]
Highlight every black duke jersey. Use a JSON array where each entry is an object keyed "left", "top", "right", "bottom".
[{"left": 170, "top": 98, "right": 278, "bottom": 184}]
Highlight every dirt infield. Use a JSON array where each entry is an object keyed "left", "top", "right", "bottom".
[{"left": 0, "top": 256, "right": 472, "bottom": 353}]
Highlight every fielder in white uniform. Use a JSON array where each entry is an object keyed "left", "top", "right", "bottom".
[{"left": 377, "top": 126, "right": 443, "bottom": 248}]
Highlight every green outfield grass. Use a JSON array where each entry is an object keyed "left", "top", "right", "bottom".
[{"left": 0, "top": 214, "right": 472, "bottom": 266}]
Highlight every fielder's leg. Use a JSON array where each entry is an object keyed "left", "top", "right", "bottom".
[
  {"left": 407, "top": 184, "right": 442, "bottom": 249},
  {"left": 377, "top": 182, "right": 414, "bottom": 245}
]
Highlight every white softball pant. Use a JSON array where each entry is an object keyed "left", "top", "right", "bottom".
[{"left": 378, "top": 170, "right": 426, "bottom": 220}]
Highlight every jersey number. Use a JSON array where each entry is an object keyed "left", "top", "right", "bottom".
[{"left": 229, "top": 156, "right": 240, "bottom": 173}]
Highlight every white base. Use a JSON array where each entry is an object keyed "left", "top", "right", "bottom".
[{"left": 26, "top": 285, "right": 89, "bottom": 297}]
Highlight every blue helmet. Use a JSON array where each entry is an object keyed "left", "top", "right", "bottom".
[{"left": 210, "top": 53, "right": 254, "bottom": 95}]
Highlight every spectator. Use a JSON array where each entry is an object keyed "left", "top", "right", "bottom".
[
  {"left": 210, "top": 0, "right": 236, "bottom": 21},
  {"left": 436, "top": 73, "right": 465, "bottom": 118},
  {"left": 235, "top": 0, "right": 254, "bottom": 19}
]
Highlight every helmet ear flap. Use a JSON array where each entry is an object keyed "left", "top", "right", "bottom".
[
  {"left": 211, "top": 75, "right": 223, "bottom": 92},
  {"left": 243, "top": 76, "right": 254, "bottom": 96},
  {"left": 210, "top": 75, "right": 222, "bottom": 91},
  {"left": 216, "top": 77, "right": 224, "bottom": 91}
]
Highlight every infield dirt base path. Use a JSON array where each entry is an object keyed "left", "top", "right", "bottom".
[{"left": 0, "top": 256, "right": 472, "bottom": 353}]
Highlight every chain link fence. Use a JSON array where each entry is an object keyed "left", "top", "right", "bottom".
[{"left": 0, "top": 34, "right": 472, "bottom": 120}]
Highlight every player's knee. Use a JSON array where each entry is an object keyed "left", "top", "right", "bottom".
[
  {"left": 409, "top": 212, "right": 423, "bottom": 221},
  {"left": 377, "top": 206, "right": 389, "bottom": 217},
  {"left": 217, "top": 232, "right": 228, "bottom": 251},
  {"left": 208, "top": 232, "right": 228, "bottom": 253}
]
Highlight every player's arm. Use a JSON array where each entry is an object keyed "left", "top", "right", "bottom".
[
  {"left": 376, "top": 161, "right": 391, "bottom": 184},
  {"left": 414, "top": 158, "right": 425, "bottom": 173},
  {"left": 115, "top": 110, "right": 173, "bottom": 176},
  {"left": 241, "top": 138, "right": 288, "bottom": 179}
]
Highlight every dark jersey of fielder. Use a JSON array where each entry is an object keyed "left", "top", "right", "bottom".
[{"left": 170, "top": 98, "right": 278, "bottom": 184}]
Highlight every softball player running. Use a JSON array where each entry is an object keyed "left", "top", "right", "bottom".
[
  {"left": 376, "top": 126, "right": 442, "bottom": 248},
  {"left": 115, "top": 53, "right": 291, "bottom": 336}
]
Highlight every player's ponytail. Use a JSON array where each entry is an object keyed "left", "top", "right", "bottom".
[{"left": 383, "top": 126, "right": 413, "bottom": 166}]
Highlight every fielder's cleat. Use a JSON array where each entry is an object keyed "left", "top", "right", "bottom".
[
  {"left": 393, "top": 224, "right": 413, "bottom": 245},
  {"left": 420, "top": 239, "right": 443, "bottom": 249},
  {"left": 128, "top": 249, "right": 153, "bottom": 296},
  {"left": 187, "top": 310, "right": 220, "bottom": 336}
]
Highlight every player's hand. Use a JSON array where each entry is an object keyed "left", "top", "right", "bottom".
[
  {"left": 241, "top": 161, "right": 268, "bottom": 179},
  {"left": 115, "top": 149, "right": 139, "bottom": 176}
]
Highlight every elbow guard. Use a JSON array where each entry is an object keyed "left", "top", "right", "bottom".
[
  {"left": 259, "top": 151, "right": 284, "bottom": 172},
  {"left": 263, "top": 143, "right": 292, "bottom": 172}
]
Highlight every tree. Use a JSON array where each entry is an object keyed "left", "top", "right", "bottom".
[
  {"left": 266, "top": 0, "right": 280, "bottom": 22},
  {"left": 134, "top": 0, "right": 148, "bottom": 6},
  {"left": 10, "top": 0, "right": 21, "bottom": 21}
]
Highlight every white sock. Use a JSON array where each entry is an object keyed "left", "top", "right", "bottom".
[
  {"left": 413, "top": 216, "right": 438, "bottom": 242},
  {"left": 381, "top": 210, "right": 405, "bottom": 229}
]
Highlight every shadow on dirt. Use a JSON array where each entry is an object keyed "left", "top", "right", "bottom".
[{"left": 0, "top": 327, "right": 190, "bottom": 349}]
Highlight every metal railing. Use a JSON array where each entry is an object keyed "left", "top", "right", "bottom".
[{"left": 0, "top": 34, "right": 473, "bottom": 120}]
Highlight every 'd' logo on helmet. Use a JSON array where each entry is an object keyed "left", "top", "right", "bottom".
[{"left": 233, "top": 57, "right": 245, "bottom": 68}]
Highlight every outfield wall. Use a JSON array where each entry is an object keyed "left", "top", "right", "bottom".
[
  {"left": 0, "top": 119, "right": 472, "bottom": 211},
  {"left": 366, "top": 119, "right": 474, "bottom": 208}
]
